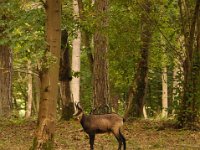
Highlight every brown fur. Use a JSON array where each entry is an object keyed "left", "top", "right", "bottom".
[{"left": 74, "top": 103, "right": 126, "bottom": 150}]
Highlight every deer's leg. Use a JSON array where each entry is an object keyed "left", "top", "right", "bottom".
[
  {"left": 119, "top": 130, "right": 126, "bottom": 150},
  {"left": 89, "top": 134, "right": 95, "bottom": 150},
  {"left": 112, "top": 130, "right": 122, "bottom": 150}
]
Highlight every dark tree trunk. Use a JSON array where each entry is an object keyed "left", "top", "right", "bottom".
[
  {"left": 124, "top": 0, "right": 152, "bottom": 119},
  {"left": 0, "top": 3, "right": 12, "bottom": 117},
  {"left": 59, "top": 30, "right": 73, "bottom": 120},
  {"left": 92, "top": 0, "right": 110, "bottom": 114},
  {"left": 0, "top": 45, "right": 12, "bottom": 117}
]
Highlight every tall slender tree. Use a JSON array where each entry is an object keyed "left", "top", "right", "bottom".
[
  {"left": 0, "top": 45, "right": 12, "bottom": 117},
  {"left": 125, "top": 0, "right": 152, "bottom": 118},
  {"left": 25, "top": 60, "right": 33, "bottom": 118},
  {"left": 161, "top": 66, "right": 168, "bottom": 118},
  {"left": 59, "top": 30, "right": 73, "bottom": 120},
  {"left": 161, "top": 37, "right": 168, "bottom": 118},
  {"left": 31, "top": 0, "right": 61, "bottom": 149},
  {"left": 71, "top": 0, "right": 81, "bottom": 104},
  {"left": 177, "top": 0, "right": 200, "bottom": 127},
  {"left": 0, "top": 4, "right": 12, "bottom": 117},
  {"left": 171, "top": 33, "right": 185, "bottom": 115},
  {"left": 92, "top": 0, "right": 110, "bottom": 114}
]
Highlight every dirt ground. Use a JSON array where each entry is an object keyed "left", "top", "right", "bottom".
[{"left": 0, "top": 118, "right": 200, "bottom": 150}]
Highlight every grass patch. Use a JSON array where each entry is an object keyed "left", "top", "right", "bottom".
[{"left": 0, "top": 119, "right": 200, "bottom": 149}]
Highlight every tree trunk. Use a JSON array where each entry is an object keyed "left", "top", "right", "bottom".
[
  {"left": 161, "top": 66, "right": 168, "bottom": 118},
  {"left": 33, "top": 74, "right": 40, "bottom": 114},
  {"left": 124, "top": 0, "right": 152, "bottom": 119},
  {"left": 25, "top": 60, "right": 33, "bottom": 118},
  {"left": 172, "top": 58, "right": 183, "bottom": 115},
  {"left": 143, "top": 105, "right": 148, "bottom": 119},
  {"left": 0, "top": 45, "right": 12, "bottom": 117},
  {"left": 92, "top": 0, "right": 110, "bottom": 114},
  {"left": 71, "top": 0, "right": 81, "bottom": 104},
  {"left": 31, "top": 0, "right": 61, "bottom": 149},
  {"left": 59, "top": 30, "right": 73, "bottom": 120},
  {"left": 177, "top": 0, "right": 200, "bottom": 128}
]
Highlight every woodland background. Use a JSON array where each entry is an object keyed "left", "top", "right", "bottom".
[{"left": 0, "top": 0, "right": 200, "bottom": 149}]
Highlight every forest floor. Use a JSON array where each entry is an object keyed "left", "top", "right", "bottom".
[{"left": 0, "top": 118, "right": 200, "bottom": 150}]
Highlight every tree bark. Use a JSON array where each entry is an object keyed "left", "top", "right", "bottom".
[
  {"left": 31, "top": 0, "right": 61, "bottom": 149},
  {"left": 59, "top": 30, "right": 73, "bottom": 120},
  {"left": 92, "top": 0, "right": 110, "bottom": 114},
  {"left": 161, "top": 66, "right": 168, "bottom": 118},
  {"left": 124, "top": 0, "right": 152, "bottom": 119},
  {"left": 0, "top": 45, "right": 12, "bottom": 117},
  {"left": 177, "top": 0, "right": 200, "bottom": 127},
  {"left": 25, "top": 60, "right": 33, "bottom": 118},
  {"left": 71, "top": 0, "right": 81, "bottom": 104},
  {"left": 33, "top": 74, "right": 40, "bottom": 114},
  {"left": 172, "top": 56, "right": 183, "bottom": 115},
  {"left": 0, "top": 4, "right": 12, "bottom": 117}
]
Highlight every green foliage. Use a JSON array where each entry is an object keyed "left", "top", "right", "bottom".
[
  {"left": 0, "top": 0, "right": 45, "bottom": 114},
  {"left": 109, "top": 0, "right": 141, "bottom": 98},
  {"left": 80, "top": 50, "right": 93, "bottom": 113},
  {"left": 1, "top": 0, "right": 197, "bottom": 122}
]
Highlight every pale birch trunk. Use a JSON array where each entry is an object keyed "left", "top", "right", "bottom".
[
  {"left": 143, "top": 105, "right": 148, "bottom": 119},
  {"left": 161, "top": 66, "right": 168, "bottom": 118},
  {"left": 171, "top": 35, "right": 185, "bottom": 115},
  {"left": 172, "top": 60, "right": 183, "bottom": 115},
  {"left": 71, "top": 0, "right": 81, "bottom": 104},
  {"left": 172, "top": 65, "right": 179, "bottom": 115},
  {"left": 25, "top": 60, "right": 33, "bottom": 118}
]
